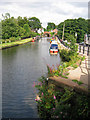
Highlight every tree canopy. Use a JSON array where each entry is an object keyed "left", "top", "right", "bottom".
[
  {"left": 28, "top": 17, "right": 42, "bottom": 32},
  {"left": 57, "top": 18, "right": 88, "bottom": 43},
  {"left": 1, "top": 13, "right": 89, "bottom": 43},
  {"left": 1, "top": 13, "right": 42, "bottom": 40},
  {"left": 46, "top": 22, "right": 56, "bottom": 31}
]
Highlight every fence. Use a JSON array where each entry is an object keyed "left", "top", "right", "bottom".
[
  {"left": 60, "top": 41, "right": 90, "bottom": 56},
  {"left": 79, "top": 45, "right": 90, "bottom": 56}
]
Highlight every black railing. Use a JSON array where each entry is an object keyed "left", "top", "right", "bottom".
[
  {"left": 79, "top": 45, "right": 90, "bottom": 56},
  {"left": 57, "top": 36, "right": 90, "bottom": 56},
  {"left": 79, "top": 45, "right": 81, "bottom": 52},
  {"left": 87, "top": 45, "right": 89, "bottom": 56}
]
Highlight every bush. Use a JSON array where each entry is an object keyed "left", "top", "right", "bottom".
[
  {"left": 60, "top": 49, "right": 71, "bottom": 62},
  {"left": 72, "top": 79, "right": 83, "bottom": 85},
  {"left": 2, "top": 40, "right": 5, "bottom": 43},
  {"left": 47, "top": 65, "right": 54, "bottom": 77},
  {"left": 16, "top": 36, "right": 21, "bottom": 41},
  {"left": 9, "top": 37, "right": 16, "bottom": 42},
  {"left": 0, "top": 39, "right": 2, "bottom": 44},
  {"left": 71, "top": 64, "right": 78, "bottom": 69},
  {"left": 35, "top": 77, "right": 89, "bottom": 119},
  {"left": 81, "top": 56, "right": 85, "bottom": 61},
  {"left": 6, "top": 39, "right": 10, "bottom": 43}
]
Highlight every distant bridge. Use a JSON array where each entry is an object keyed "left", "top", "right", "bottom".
[
  {"left": 43, "top": 31, "right": 51, "bottom": 37},
  {"left": 43, "top": 29, "right": 58, "bottom": 37}
]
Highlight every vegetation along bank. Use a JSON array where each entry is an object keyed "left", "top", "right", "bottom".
[
  {"left": 0, "top": 38, "right": 33, "bottom": 49},
  {"left": 0, "top": 13, "right": 41, "bottom": 49},
  {"left": 34, "top": 35, "right": 89, "bottom": 119}
]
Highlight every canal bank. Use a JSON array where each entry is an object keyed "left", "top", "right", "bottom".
[
  {"left": 48, "top": 37, "right": 89, "bottom": 95},
  {"left": 0, "top": 38, "right": 32, "bottom": 50},
  {"left": 34, "top": 38, "right": 89, "bottom": 119}
]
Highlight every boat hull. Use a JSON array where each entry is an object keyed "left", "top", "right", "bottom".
[
  {"left": 31, "top": 40, "right": 35, "bottom": 42},
  {"left": 49, "top": 49, "right": 58, "bottom": 55}
]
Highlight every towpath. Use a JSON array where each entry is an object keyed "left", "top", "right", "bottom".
[{"left": 51, "top": 38, "right": 90, "bottom": 93}]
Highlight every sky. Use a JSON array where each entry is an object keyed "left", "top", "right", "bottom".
[{"left": 0, "top": 0, "right": 89, "bottom": 28}]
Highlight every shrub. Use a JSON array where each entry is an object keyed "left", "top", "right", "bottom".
[
  {"left": 47, "top": 65, "right": 54, "bottom": 77},
  {"left": 60, "top": 49, "right": 71, "bottom": 62},
  {"left": 6, "top": 39, "right": 10, "bottom": 43},
  {"left": 16, "top": 36, "right": 21, "bottom": 41},
  {"left": 81, "top": 56, "right": 85, "bottom": 61},
  {"left": 35, "top": 77, "right": 89, "bottom": 119},
  {"left": 0, "top": 40, "right": 2, "bottom": 44},
  {"left": 71, "top": 64, "right": 78, "bottom": 69},
  {"left": 9, "top": 37, "right": 16, "bottom": 42},
  {"left": 72, "top": 79, "right": 83, "bottom": 85},
  {"left": 2, "top": 40, "right": 5, "bottom": 43}
]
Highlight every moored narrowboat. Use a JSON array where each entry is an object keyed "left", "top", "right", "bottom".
[
  {"left": 49, "top": 41, "right": 58, "bottom": 55},
  {"left": 31, "top": 37, "right": 36, "bottom": 42}
]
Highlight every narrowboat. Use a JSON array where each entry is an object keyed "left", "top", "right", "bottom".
[
  {"left": 31, "top": 37, "right": 36, "bottom": 42},
  {"left": 50, "top": 39, "right": 54, "bottom": 44},
  {"left": 49, "top": 41, "right": 58, "bottom": 55}
]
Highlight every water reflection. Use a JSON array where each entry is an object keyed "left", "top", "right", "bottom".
[
  {"left": 0, "top": 50, "right": 2, "bottom": 119},
  {"left": 2, "top": 37, "right": 61, "bottom": 118}
]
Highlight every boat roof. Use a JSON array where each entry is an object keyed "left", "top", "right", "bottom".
[{"left": 51, "top": 41, "right": 58, "bottom": 44}]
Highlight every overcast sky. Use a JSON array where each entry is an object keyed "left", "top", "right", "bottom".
[{"left": 0, "top": 0, "right": 89, "bottom": 28}]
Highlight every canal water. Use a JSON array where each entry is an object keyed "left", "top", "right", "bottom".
[{"left": 2, "top": 37, "right": 61, "bottom": 118}]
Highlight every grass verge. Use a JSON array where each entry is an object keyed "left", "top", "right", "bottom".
[{"left": 0, "top": 38, "right": 32, "bottom": 49}]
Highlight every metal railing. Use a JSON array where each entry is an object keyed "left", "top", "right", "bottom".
[
  {"left": 79, "top": 45, "right": 90, "bottom": 56},
  {"left": 57, "top": 36, "right": 90, "bottom": 56}
]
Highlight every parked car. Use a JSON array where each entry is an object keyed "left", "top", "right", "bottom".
[{"left": 79, "top": 42, "right": 85, "bottom": 45}]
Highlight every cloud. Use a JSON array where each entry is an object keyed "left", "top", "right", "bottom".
[
  {"left": 0, "top": 1, "right": 88, "bottom": 28},
  {"left": 88, "top": 1, "right": 90, "bottom": 18},
  {"left": 1, "top": 0, "right": 89, "bottom": 2},
  {"left": 69, "top": 2, "right": 88, "bottom": 8},
  {"left": 52, "top": 2, "right": 87, "bottom": 16}
]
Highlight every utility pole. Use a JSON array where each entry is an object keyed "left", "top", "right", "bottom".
[
  {"left": 84, "top": 33, "right": 87, "bottom": 45},
  {"left": 62, "top": 22, "right": 65, "bottom": 41}
]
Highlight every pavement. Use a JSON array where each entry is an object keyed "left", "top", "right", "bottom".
[
  {"left": 56, "top": 38, "right": 90, "bottom": 89},
  {"left": 68, "top": 54, "right": 89, "bottom": 87}
]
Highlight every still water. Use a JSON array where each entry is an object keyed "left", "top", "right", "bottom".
[{"left": 2, "top": 37, "right": 61, "bottom": 118}]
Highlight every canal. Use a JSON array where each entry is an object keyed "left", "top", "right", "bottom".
[{"left": 2, "top": 37, "right": 61, "bottom": 118}]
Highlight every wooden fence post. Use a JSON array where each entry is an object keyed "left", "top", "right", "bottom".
[
  {"left": 79, "top": 45, "right": 81, "bottom": 52},
  {"left": 87, "top": 46, "right": 89, "bottom": 56},
  {"left": 83, "top": 45, "right": 85, "bottom": 54}
]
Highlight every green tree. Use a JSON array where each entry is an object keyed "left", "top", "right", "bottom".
[
  {"left": 57, "top": 18, "right": 88, "bottom": 43},
  {"left": 2, "top": 13, "right": 10, "bottom": 19},
  {"left": 17, "top": 16, "right": 28, "bottom": 27},
  {"left": 67, "top": 34, "right": 78, "bottom": 54},
  {"left": 47, "top": 22, "right": 56, "bottom": 31},
  {"left": 23, "top": 24, "right": 31, "bottom": 37},
  {"left": 2, "top": 13, "right": 41, "bottom": 40},
  {"left": 2, "top": 17, "right": 20, "bottom": 39},
  {"left": 88, "top": 19, "right": 90, "bottom": 34},
  {"left": 28, "top": 17, "right": 41, "bottom": 32}
]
